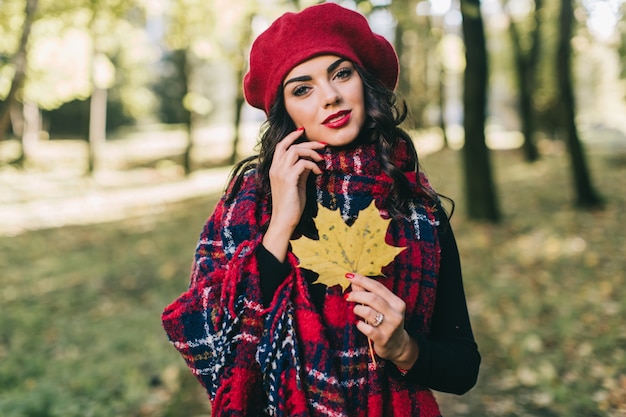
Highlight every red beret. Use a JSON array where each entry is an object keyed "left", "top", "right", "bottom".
[{"left": 243, "top": 2, "right": 399, "bottom": 114}]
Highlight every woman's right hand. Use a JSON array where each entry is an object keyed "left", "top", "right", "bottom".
[{"left": 262, "top": 128, "right": 326, "bottom": 262}]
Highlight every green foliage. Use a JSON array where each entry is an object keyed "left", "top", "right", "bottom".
[
  {"left": 42, "top": 96, "right": 134, "bottom": 139},
  {"left": 0, "top": 0, "right": 157, "bottom": 136},
  {"left": 41, "top": 99, "right": 90, "bottom": 139},
  {"left": 0, "top": 0, "right": 25, "bottom": 57},
  {"left": 153, "top": 50, "right": 188, "bottom": 125}
]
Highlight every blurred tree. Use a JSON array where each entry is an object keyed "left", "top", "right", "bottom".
[
  {"left": 164, "top": 0, "right": 259, "bottom": 173},
  {"left": 154, "top": 49, "right": 188, "bottom": 125},
  {"left": 87, "top": 0, "right": 110, "bottom": 174},
  {"left": 528, "top": 0, "right": 561, "bottom": 140},
  {"left": 620, "top": 4, "right": 626, "bottom": 79},
  {"left": 433, "top": 27, "right": 450, "bottom": 149},
  {"left": 352, "top": 0, "right": 446, "bottom": 131},
  {"left": 1, "top": 0, "right": 157, "bottom": 172},
  {"left": 180, "top": 49, "right": 193, "bottom": 174},
  {"left": 20, "top": 100, "right": 40, "bottom": 165},
  {"left": 165, "top": 0, "right": 214, "bottom": 174},
  {"left": 504, "top": 0, "right": 542, "bottom": 162},
  {"left": 427, "top": 8, "right": 458, "bottom": 148},
  {"left": 228, "top": 10, "right": 254, "bottom": 165},
  {"left": 390, "top": 0, "right": 433, "bottom": 128},
  {"left": 0, "top": 0, "right": 38, "bottom": 164},
  {"left": 556, "top": 0, "right": 602, "bottom": 208},
  {"left": 461, "top": 0, "right": 500, "bottom": 222},
  {"left": 82, "top": 0, "right": 155, "bottom": 173},
  {"left": 2, "top": 1, "right": 156, "bottom": 128}
]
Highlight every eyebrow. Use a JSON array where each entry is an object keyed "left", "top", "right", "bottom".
[{"left": 283, "top": 58, "right": 348, "bottom": 88}]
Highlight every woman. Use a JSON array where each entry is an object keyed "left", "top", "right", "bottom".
[{"left": 162, "top": 3, "right": 480, "bottom": 416}]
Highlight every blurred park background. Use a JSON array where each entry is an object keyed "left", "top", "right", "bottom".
[{"left": 1, "top": 0, "right": 625, "bottom": 416}]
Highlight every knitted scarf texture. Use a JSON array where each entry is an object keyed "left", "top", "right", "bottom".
[{"left": 162, "top": 142, "right": 442, "bottom": 417}]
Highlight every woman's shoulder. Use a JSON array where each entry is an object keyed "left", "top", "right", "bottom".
[
  {"left": 210, "top": 167, "right": 266, "bottom": 228},
  {"left": 222, "top": 163, "right": 261, "bottom": 201}
]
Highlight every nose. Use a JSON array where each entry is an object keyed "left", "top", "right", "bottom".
[{"left": 321, "top": 83, "right": 342, "bottom": 108}]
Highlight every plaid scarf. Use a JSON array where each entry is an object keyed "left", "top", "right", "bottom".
[{"left": 162, "top": 143, "right": 442, "bottom": 417}]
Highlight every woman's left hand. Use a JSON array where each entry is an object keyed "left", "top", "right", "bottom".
[{"left": 344, "top": 273, "right": 419, "bottom": 370}]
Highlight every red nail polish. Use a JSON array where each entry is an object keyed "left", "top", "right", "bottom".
[
  {"left": 319, "top": 141, "right": 327, "bottom": 146},
  {"left": 296, "top": 127, "right": 304, "bottom": 132},
  {"left": 345, "top": 273, "right": 354, "bottom": 279},
  {"left": 343, "top": 293, "right": 350, "bottom": 300}
]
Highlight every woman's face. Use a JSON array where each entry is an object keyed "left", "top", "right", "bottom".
[{"left": 282, "top": 55, "right": 365, "bottom": 147}]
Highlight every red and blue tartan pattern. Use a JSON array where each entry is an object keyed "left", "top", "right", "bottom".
[{"left": 162, "top": 143, "right": 443, "bottom": 416}]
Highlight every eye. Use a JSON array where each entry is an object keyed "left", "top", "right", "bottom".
[
  {"left": 292, "top": 85, "right": 311, "bottom": 97},
  {"left": 334, "top": 67, "right": 353, "bottom": 81}
]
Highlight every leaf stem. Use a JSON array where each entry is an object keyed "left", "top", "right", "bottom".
[{"left": 367, "top": 337, "right": 377, "bottom": 369}]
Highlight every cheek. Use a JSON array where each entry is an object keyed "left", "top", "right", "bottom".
[
  {"left": 354, "top": 89, "right": 365, "bottom": 110},
  {"left": 350, "top": 94, "right": 366, "bottom": 125},
  {"left": 287, "top": 104, "right": 315, "bottom": 128},
  {"left": 285, "top": 101, "right": 305, "bottom": 124}
]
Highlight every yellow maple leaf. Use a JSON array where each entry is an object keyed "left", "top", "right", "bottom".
[{"left": 290, "top": 201, "right": 406, "bottom": 291}]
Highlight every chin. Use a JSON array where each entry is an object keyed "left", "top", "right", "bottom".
[{"left": 328, "top": 131, "right": 360, "bottom": 147}]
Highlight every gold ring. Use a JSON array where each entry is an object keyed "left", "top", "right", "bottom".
[{"left": 372, "top": 312, "right": 384, "bottom": 327}]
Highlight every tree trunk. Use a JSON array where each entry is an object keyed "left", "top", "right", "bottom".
[
  {"left": 395, "top": 17, "right": 408, "bottom": 94},
  {"left": 557, "top": 0, "right": 603, "bottom": 208},
  {"left": 438, "top": 63, "right": 450, "bottom": 148},
  {"left": 0, "top": 0, "right": 39, "bottom": 141},
  {"left": 229, "top": 60, "right": 246, "bottom": 165},
  {"left": 88, "top": 86, "right": 107, "bottom": 174},
  {"left": 461, "top": 0, "right": 500, "bottom": 222},
  {"left": 229, "top": 12, "right": 254, "bottom": 165},
  {"left": 230, "top": 93, "right": 245, "bottom": 165},
  {"left": 181, "top": 50, "right": 193, "bottom": 175},
  {"left": 392, "top": 0, "right": 430, "bottom": 128},
  {"left": 16, "top": 101, "right": 40, "bottom": 166},
  {"left": 86, "top": 1, "right": 108, "bottom": 175},
  {"left": 425, "top": 13, "right": 449, "bottom": 146},
  {"left": 507, "top": 0, "right": 542, "bottom": 162}
]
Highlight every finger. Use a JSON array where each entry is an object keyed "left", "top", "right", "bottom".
[
  {"left": 293, "top": 158, "right": 323, "bottom": 176},
  {"left": 271, "top": 150, "right": 323, "bottom": 179},
  {"left": 345, "top": 276, "right": 389, "bottom": 309},
  {"left": 346, "top": 274, "right": 406, "bottom": 320},
  {"left": 353, "top": 304, "right": 384, "bottom": 325},
  {"left": 275, "top": 128, "right": 327, "bottom": 153},
  {"left": 294, "top": 138, "right": 328, "bottom": 149},
  {"left": 275, "top": 128, "right": 306, "bottom": 154},
  {"left": 284, "top": 146, "right": 325, "bottom": 165},
  {"left": 271, "top": 159, "right": 320, "bottom": 186},
  {"left": 354, "top": 313, "right": 390, "bottom": 340},
  {"left": 355, "top": 319, "right": 376, "bottom": 338},
  {"left": 346, "top": 273, "right": 388, "bottom": 294},
  {"left": 346, "top": 288, "right": 379, "bottom": 308},
  {"left": 274, "top": 137, "right": 325, "bottom": 172}
]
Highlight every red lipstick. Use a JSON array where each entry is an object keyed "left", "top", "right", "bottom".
[{"left": 322, "top": 110, "right": 351, "bottom": 129}]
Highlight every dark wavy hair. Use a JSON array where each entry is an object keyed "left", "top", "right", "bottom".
[{"left": 226, "top": 63, "right": 449, "bottom": 234}]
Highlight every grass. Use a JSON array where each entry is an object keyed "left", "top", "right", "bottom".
[
  {"left": 1, "top": 143, "right": 625, "bottom": 416},
  {"left": 425, "top": 145, "right": 626, "bottom": 416},
  {"left": 0, "top": 198, "right": 215, "bottom": 417}
]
